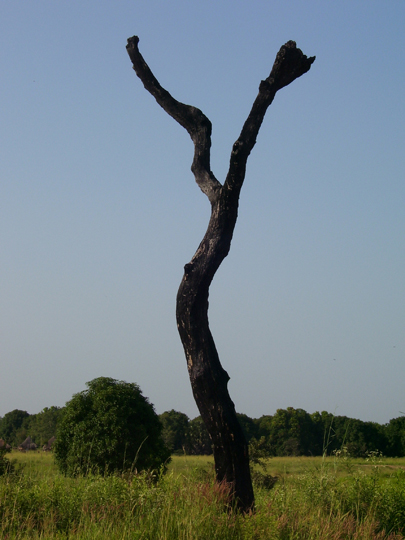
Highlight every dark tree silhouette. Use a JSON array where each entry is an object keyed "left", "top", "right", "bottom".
[{"left": 126, "top": 36, "right": 315, "bottom": 511}]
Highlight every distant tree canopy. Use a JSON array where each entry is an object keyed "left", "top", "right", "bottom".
[
  {"left": 54, "top": 377, "right": 171, "bottom": 476},
  {"left": 188, "top": 416, "right": 213, "bottom": 455},
  {"left": 159, "top": 410, "right": 190, "bottom": 454},
  {"left": 0, "top": 407, "right": 63, "bottom": 447},
  {"left": 157, "top": 411, "right": 213, "bottom": 455},
  {"left": 257, "top": 408, "right": 317, "bottom": 456},
  {"left": 159, "top": 408, "right": 405, "bottom": 459},
  {"left": 385, "top": 416, "right": 405, "bottom": 457},
  {"left": 27, "top": 406, "right": 64, "bottom": 447},
  {"left": 256, "top": 408, "right": 391, "bottom": 458},
  {"left": 1, "top": 400, "right": 404, "bottom": 458},
  {"left": 0, "top": 409, "right": 30, "bottom": 446}
]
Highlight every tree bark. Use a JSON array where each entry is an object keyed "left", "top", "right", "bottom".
[{"left": 126, "top": 36, "right": 315, "bottom": 511}]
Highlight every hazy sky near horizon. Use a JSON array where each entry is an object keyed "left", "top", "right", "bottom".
[{"left": 1, "top": 1, "right": 404, "bottom": 425}]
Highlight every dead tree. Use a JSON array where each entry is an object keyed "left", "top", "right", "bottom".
[{"left": 126, "top": 36, "right": 315, "bottom": 511}]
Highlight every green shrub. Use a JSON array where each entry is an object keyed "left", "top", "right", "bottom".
[
  {"left": 249, "top": 436, "right": 278, "bottom": 490},
  {"left": 54, "top": 377, "right": 171, "bottom": 476}
]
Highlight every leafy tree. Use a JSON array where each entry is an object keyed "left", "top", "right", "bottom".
[
  {"left": 341, "top": 419, "right": 385, "bottom": 457},
  {"left": 256, "top": 415, "right": 273, "bottom": 441},
  {"left": 54, "top": 377, "right": 171, "bottom": 476},
  {"left": 236, "top": 413, "right": 259, "bottom": 443},
  {"left": 188, "top": 416, "right": 212, "bottom": 455},
  {"left": 313, "top": 412, "right": 388, "bottom": 457},
  {"left": 159, "top": 410, "right": 190, "bottom": 454},
  {"left": 385, "top": 416, "right": 405, "bottom": 457},
  {"left": 309, "top": 411, "right": 328, "bottom": 455},
  {"left": 259, "top": 408, "right": 316, "bottom": 456},
  {"left": 26, "top": 406, "right": 64, "bottom": 447},
  {"left": 0, "top": 409, "right": 30, "bottom": 446}
]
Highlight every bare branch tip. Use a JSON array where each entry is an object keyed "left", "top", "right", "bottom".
[
  {"left": 280, "top": 41, "right": 315, "bottom": 63},
  {"left": 126, "top": 36, "right": 140, "bottom": 50}
]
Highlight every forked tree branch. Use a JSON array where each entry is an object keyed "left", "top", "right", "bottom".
[{"left": 126, "top": 37, "right": 315, "bottom": 202}]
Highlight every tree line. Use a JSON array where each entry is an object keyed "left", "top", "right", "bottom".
[
  {"left": 0, "top": 406, "right": 63, "bottom": 448},
  {"left": 1, "top": 405, "right": 404, "bottom": 458},
  {"left": 159, "top": 408, "right": 405, "bottom": 458}
]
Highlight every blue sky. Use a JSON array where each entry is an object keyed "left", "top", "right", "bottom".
[{"left": 1, "top": 1, "right": 404, "bottom": 425}]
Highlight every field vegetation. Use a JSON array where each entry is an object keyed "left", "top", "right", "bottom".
[
  {"left": 2, "top": 389, "right": 405, "bottom": 537},
  {"left": 1, "top": 450, "right": 405, "bottom": 539}
]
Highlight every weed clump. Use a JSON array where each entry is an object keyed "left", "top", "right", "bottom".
[
  {"left": 0, "top": 447, "right": 16, "bottom": 476},
  {"left": 249, "top": 436, "right": 278, "bottom": 490}
]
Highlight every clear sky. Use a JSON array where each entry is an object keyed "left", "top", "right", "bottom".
[{"left": 1, "top": 1, "right": 404, "bottom": 425}]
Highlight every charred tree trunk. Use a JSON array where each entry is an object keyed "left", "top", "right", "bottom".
[{"left": 126, "top": 36, "right": 315, "bottom": 511}]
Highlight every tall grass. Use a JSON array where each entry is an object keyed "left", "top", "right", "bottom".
[{"left": 1, "top": 452, "right": 404, "bottom": 539}]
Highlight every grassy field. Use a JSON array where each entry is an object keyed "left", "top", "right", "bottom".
[
  {"left": 1, "top": 451, "right": 405, "bottom": 539},
  {"left": 13, "top": 451, "right": 404, "bottom": 479}
]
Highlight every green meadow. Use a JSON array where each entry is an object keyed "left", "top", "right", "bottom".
[{"left": 1, "top": 451, "right": 405, "bottom": 539}]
